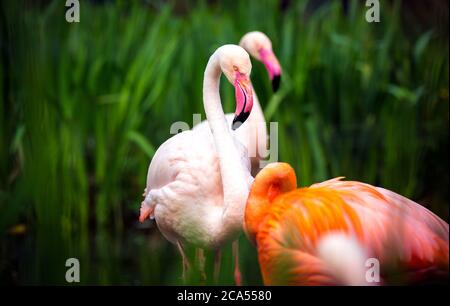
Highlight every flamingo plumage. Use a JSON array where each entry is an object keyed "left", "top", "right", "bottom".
[
  {"left": 139, "top": 45, "right": 255, "bottom": 283},
  {"left": 244, "top": 162, "right": 449, "bottom": 285}
]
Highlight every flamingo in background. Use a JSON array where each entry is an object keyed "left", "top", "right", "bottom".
[
  {"left": 245, "top": 163, "right": 449, "bottom": 285},
  {"left": 139, "top": 45, "right": 254, "bottom": 284},
  {"left": 194, "top": 31, "right": 282, "bottom": 175}
]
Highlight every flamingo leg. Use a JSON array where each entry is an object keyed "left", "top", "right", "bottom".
[
  {"left": 232, "top": 240, "right": 242, "bottom": 286},
  {"left": 196, "top": 248, "right": 206, "bottom": 283},
  {"left": 177, "top": 241, "right": 190, "bottom": 283},
  {"left": 213, "top": 249, "right": 222, "bottom": 284}
]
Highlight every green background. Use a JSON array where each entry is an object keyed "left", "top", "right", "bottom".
[{"left": 0, "top": 0, "right": 448, "bottom": 285}]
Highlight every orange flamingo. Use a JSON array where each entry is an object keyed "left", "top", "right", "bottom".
[{"left": 244, "top": 163, "right": 449, "bottom": 285}]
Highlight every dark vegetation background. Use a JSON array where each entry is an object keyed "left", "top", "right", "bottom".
[{"left": 0, "top": 0, "right": 448, "bottom": 285}]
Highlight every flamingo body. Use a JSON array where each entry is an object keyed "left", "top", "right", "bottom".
[
  {"left": 143, "top": 128, "right": 251, "bottom": 249},
  {"left": 140, "top": 44, "right": 255, "bottom": 262},
  {"left": 245, "top": 163, "right": 449, "bottom": 285}
]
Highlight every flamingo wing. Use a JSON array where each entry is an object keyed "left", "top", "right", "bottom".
[
  {"left": 255, "top": 187, "right": 365, "bottom": 285},
  {"left": 142, "top": 126, "right": 252, "bottom": 249},
  {"left": 142, "top": 130, "right": 225, "bottom": 246},
  {"left": 255, "top": 178, "right": 448, "bottom": 285},
  {"left": 311, "top": 179, "right": 449, "bottom": 266}
]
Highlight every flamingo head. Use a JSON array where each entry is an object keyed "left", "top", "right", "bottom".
[
  {"left": 218, "top": 45, "right": 254, "bottom": 130},
  {"left": 239, "top": 31, "right": 282, "bottom": 92},
  {"left": 244, "top": 163, "right": 297, "bottom": 245}
]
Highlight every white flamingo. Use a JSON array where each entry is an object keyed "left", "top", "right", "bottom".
[
  {"left": 194, "top": 31, "right": 282, "bottom": 176},
  {"left": 139, "top": 45, "right": 254, "bottom": 284}
]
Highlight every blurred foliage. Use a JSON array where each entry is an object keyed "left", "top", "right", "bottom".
[{"left": 0, "top": 0, "right": 448, "bottom": 284}]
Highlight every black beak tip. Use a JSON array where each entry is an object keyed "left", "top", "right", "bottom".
[
  {"left": 232, "top": 111, "right": 250, "bottom": 130},
  {"left": 272, "top": 74, "right": 281, "bottom": 92}
]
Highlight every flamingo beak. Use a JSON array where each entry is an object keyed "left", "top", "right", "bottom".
[
  {"left": 259, "top": 48, "right": 282, "bottom": 92},
  {"left": 232, "top": 72, "right": 254, "bottom": 130}
]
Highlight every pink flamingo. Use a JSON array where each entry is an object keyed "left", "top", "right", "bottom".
[
  {"left": 245, "top": 162, "right": 449, "bottom": 285},
  {"left": 139, "top": 45, "right": 254, "bottom": 284},
  {"left": 191, "top": 32, "right": 282, "bottom": 283}
]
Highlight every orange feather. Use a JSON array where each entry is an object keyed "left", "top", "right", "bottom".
[{"left": 244, "top": 163, "right": 449, "bottom": 285}]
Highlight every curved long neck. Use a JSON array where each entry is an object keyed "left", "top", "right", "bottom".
[
  {"left": 246, "top": 86, "right": 268, "bottom": 175},
  {"left": 203, "top": 53, "right": 250, "bottom": 241},
  {"left": 249, "top": 91, "right": 264, "bottom": 125}
]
